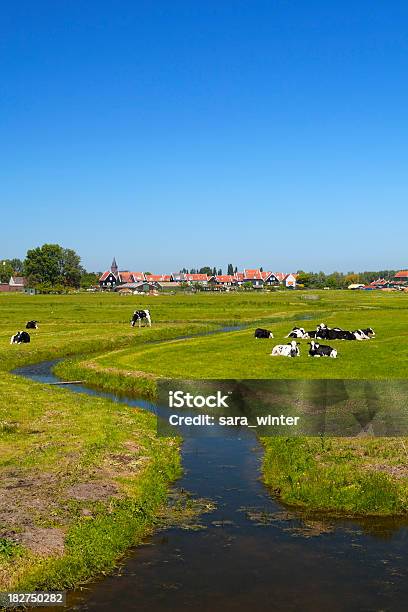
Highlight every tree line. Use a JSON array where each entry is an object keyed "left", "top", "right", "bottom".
[
  {"left": 1, "top": 245, "right": 402, "bottom": 292},
  {"left": 181, "top": 264, "right": 239, "bottom": 276},
  {"left": 1, "top": 244, "right": 99, "bottom": 291},
  {"left": 296, "top": 270, "right": 398, "bottom": 289}
]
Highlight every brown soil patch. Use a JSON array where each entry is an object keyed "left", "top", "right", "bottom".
[
  {"left": 0, "top": 471, "right": 59, "bottom": 530},
  {"left": 14, "top": 527, "right": 65, "bottom": 556},
  {"left": 67, "top": 481, "right": 118, "bottom": 501},
  {"left": 122, "top": 440, "right": 141, "bottom": 453},
  {"left": 366, "top": 463, "right": 408, "bottom": 478},
  {"left": 103, "top": 453, "right": 150, "bottom": 478}
]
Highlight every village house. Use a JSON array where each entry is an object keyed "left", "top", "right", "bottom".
[
  {"left": 394, "top": 270, "right": 408, "bottom": 284},
  {"left": 115, "top": 281, "right": 159, "bottom": 294},
  {"left": 145, "top": 274, "right": 172, "bottom": 283},
  {"left": 243, "top": 269, "right": 264, "bottom": 288},
  {"left": 184, "top": 273, "right": 209, "bottom": 285},
  {"left": 284, "top": 273, "right": 297, "bottom": 288},
  {"left": 99, "top": 258, "right": 120, "bottom": 289},
  {"left": 208, "top": 274, "right": 237, "bottom": 289},
  {"left": 261, "top": 271, "right": 281, "bottom": 286},
  {"left": 234, "top": 272, "right": 244, "bottom": 285},
  {"left": 0, "top": 276, "right": 31, "bottom": 293}
]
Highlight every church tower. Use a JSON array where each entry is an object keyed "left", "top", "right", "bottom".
[{"left": 111, "top": 257, "right": 118, "bottom": 276}]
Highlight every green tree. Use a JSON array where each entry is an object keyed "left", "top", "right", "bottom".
[
  {"left": 62, "top": 248, "right": 83, "bottom": 287},
  {"left": 24, "top": 244, "right": 64, "bottom": 286},
  {"left": 24, "top": 244, "right": 83, "bottom": 288},
  {"left": 80, "top": 272, "right": 100, "bottom": 289},
  {"left": 296, "top": 271, "right": 311, "bottom": 286},
  {"left": 9, "top": 258, "right": 23, "bottom": 273},
  {"left": 0, "top": 260, "right": 14, "bottom": 282}
]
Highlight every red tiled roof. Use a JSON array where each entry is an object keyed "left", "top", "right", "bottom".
[
  {"left": 395, "top": 270, "right": 408, "bottom": 278},
  {"left": 273, "top": 272, "right": 286, "bottom": 282},
  {"left": 131, "top": 272, "right": 146, "bottom": 281},
  {"left": 234, "top": 272, "right": 244, "bottom": 281},
  {"left": 99, "top": 270, "right": 117, "bottom": 282},
  {"left": 118, "top": 271, "right": 134, "bottom": 283},
  {"left": 184, "top": 274, "right": 209, "bottom": 281},
  {"left": 244, "top": 269, "right": 263, "bottom": 280},
  {"left": 146, "top": 274, "right": 174, "bottom": 282},
  {"left": 145, "top": 274, "right": 162, "bottom": 282},
  {"left": 214, "top": 275, "right": 236, "bottom": 283}
]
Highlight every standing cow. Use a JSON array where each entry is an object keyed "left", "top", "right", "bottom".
[{"left": 131, "top": 309, "right": 152, "bottom": 328}]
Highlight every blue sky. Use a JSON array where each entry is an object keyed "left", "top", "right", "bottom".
[{"left": 1, "top": 1, "right": 407, "bottom": 273}]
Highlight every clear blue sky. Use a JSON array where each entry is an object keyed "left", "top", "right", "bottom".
[{"left": 1, "top": 1, "right": 407, "bottom": 273}]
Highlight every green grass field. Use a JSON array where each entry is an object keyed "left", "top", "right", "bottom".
[
  {"left": 1, "top": 290, "right": 408, "bottom": 590},
  {"left": 93, "top": 306, "right": 407, "bottom": 379}
]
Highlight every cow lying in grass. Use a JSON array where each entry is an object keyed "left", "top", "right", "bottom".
[
  {"left": 286, "top": 327, "right": 306, "bottom": 338},
  {"left": 26, "top": 320, "right": 38, "bottom": 329},
  {"left": 308, "top": 340, "right": 337, "bottom": 358},
  {"left": 255, "top": 328, "right": 274, "bottom": 338},
  {"left": 10, "top": 331, "right": 31, "bottom": 344},
  {"left": 287, "top": 323, "right": 375, "bottom": 341},
  {"left": 271, "top": 340, "right": 300, "bottom": 357},
  {"left": 131, "top": 309, "right": 152, "bottom": 328},
  {"left": 317, "top": 326, "right": 372, "bottom": 341},
  {"left": 359, "top": 327, "right": 375, "bottom": 338}
]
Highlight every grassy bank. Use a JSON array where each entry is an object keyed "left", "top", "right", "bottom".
[
  {"left": 0, "top": 374, "right": 181, "bottom": 591},
  {"left": 262, "top": 437, "right": 408, "bottom": 516}
]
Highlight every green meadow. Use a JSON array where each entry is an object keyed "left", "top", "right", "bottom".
[
  {"left": 1, "top": 290, "right": 408, "bottom": 590},
  {"left": 92, "top": 307, "right": 407, "bottom": 379}
]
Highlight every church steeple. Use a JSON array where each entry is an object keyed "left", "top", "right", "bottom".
[{"left": 111, "top": 257, "right": 118, "bottom": 276}]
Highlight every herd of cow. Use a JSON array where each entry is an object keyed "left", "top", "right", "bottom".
[
  {"left": 255, "top": 322, "right": 375, "bottom": 359},
  {"left": 9, "top": 311, "right": 374, "bottom": 362},
  {"left": 9, "top": 310, "right": 152, "bottom": 345}
]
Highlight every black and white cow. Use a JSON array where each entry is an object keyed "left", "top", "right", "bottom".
[
  {"left": 316, "top": 323, "right": 373, "bottom": 341},
  {"left": 318, "top": 328, "right": 367, "bottom": 341},
  {"left": 26, "top": 320, "right": 38, "bottom": 329},
  {"left": 308, "top": 340, "right": 337, "bottom": 358},
  {"left": 255, "top": 328, "right": 274, "bottom": 339},
  {"left": 271, "top": 340, "right": 300, "bottom": 357},
  {"left": 354, "top": 328, "right": 375, "bottom": 339},
  {"left": 304, "top": 330, "right": 318, "bottom": 338},
  {"left": 131, "top": 309, "right": 152, "bottom": 328},
  {"left": 286, "top": 327, "right": 306, "bottom": 339},
  {"left": 10, "top": 331, "right": 31, "bottom": 344}
]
